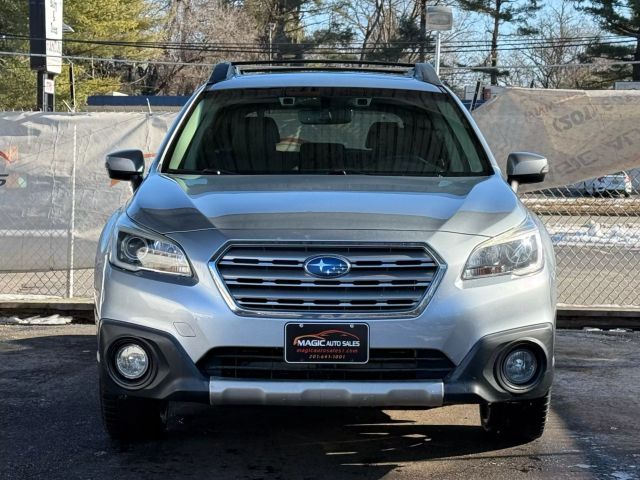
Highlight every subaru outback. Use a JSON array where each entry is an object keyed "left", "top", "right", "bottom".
[{"left": 96, "top": 60, "right": 555, "bottom": 442}]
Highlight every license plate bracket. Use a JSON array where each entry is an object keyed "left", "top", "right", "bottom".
[{"left": 284, "top": 323, "right": 369, "bottom": 364}]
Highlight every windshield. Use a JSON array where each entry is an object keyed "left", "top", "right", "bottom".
[{"left": 164, "top": 87, "right": 492, "bottom": 177}]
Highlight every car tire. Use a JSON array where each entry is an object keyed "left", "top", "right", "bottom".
[
  {"left": 100, "top": 380, "right": 167, "bottom": 441},
  {"left": 624, "top": 192, "right": 631, "bottom": 198},
  {"left": 479, "top": 392, "right": 550, "bottom": 443}
]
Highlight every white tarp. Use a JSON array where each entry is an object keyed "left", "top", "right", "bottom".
[
  {"left": 0, "top": 112, "right": 175, "bottom": 271},
  {"left": 473, "top": 87, "right": 640, "bottom": 191},
  {"left": 1, "top": 88, "right": 639, "bottom": 272}
]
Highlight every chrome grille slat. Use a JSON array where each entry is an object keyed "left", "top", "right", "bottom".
[
  {"left": 212, "top": 243, "right": 442, "bottom": 316},
  {"left": 232, "top": 288, "right": 424, "bottom": 301},
  {"left": 221, "top": 248, "right": 432, "bottom": 262},
  {"left": 225, "top": 281, "right": 432, "bottom": 288},
  {"left": 237, "top": 302, "right": 419, "bottom": 310}
]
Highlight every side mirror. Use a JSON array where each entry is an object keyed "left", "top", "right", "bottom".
[
  {"left": 506, "top": 152, "right": 549, "bottom": 192},
  {"left": 106, "top": 149, "right": 145, "bottom": 190}
]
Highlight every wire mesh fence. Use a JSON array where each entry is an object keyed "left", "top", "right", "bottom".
[
  {"left": 1, "top": 109, "right": 639, "bottom": 308},
  {"left": 521, "top": 169, "right": 640, "bottom": 307},
  {"left": 1, "top": 169, "right": 638, "bottom": 307}
]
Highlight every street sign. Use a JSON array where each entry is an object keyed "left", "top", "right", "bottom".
[
  {"left": 44, "top": 79, "right": 55, "bottom": 94},
  {"left": 426, "top": 6, "right": 453, "bottom": 31},
  {"left": 614, "top": 82, "right": 640, "bottom": 90},
  {"left": 29, "top": 0, "right": 63, "bottom": 75}
]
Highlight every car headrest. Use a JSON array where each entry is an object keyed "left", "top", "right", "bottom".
[
  {"left": 233, "top": 116, "right": 280, "bottom": 148},
  {"left": 365, "top": 122, "right": 401, "bottom": 149},
  {"left": 298, "top": 142, "right": 346, "bottom": 172}
]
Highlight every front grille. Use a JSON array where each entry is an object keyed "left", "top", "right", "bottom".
[
  {"left": 199, "top": 347, "right": 454, "bottom": 381},
  {"left": 212, "top": 244, "right": 441, "bottom": 315}
]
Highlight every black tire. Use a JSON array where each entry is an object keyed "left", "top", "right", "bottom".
[
  {"left": 480, "top": 392, "right": 550, "bottom": 443},
  {"left": 624, "top": 191, "right": 631, "bottom": 198},
  {"left": 100, "top": 381, "right": 167, "bottom": 442}
]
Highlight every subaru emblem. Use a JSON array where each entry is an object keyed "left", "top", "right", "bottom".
[{"left": 304, "top": 255, "right": 351, "bottom": 278}]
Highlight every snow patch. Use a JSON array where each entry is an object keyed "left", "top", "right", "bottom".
[
  {"left": 548, "top": 221, "right": 640, "bottom": 248},
  {"left": 611, "top": 472, "right": 637, "bottom": 480},
  {"left": 0, "top": 314, "right": 72, "bottom": 325}
]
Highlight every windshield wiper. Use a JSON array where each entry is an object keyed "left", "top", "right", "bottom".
[
  {"left": 168, "top": 168, "right": 238, "bottom": 175},
  {"left": 326, "top": 169, "right": 371, "bottom": 175},
  {"left": 202, "top": 168, "right": 237, "bottom": 175}
]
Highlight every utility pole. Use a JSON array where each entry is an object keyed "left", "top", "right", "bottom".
[
  {"left": 69, "top": 62, "right": 76, "bottom": 111},
  {"left": 268, "top": 23, "right": 276, "bottom": 61},
  {"left": 419, "top": 0, "right": 426, "bottom": 63},
  {"left": 29, "top": 0, "right": 63, "bottom": 111}
]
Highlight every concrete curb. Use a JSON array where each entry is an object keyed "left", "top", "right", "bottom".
[
  {"left": 556, "top": 306, "right": 640, "bottom": 329},
  {"left": 2, "top": 299, "right": 640, "bottom": 329}
]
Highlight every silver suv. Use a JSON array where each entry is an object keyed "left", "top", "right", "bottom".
[{"left": 96, "top": 61, "right": 555, "bottom": 443}]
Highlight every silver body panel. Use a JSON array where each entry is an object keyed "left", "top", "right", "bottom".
[
  {"left": 96, "top": 219, "right": 555, "bottom": 367},
  {"left": 96, "top": 72, "right": 556, "bottom": 407}
]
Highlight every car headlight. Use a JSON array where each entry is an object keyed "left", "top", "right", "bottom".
[
  {"left": 462, "top": 216, "right": 544, "bottom": 280},
  {"left": 111, "top": 229, "right": 192, "bottom": 276}
]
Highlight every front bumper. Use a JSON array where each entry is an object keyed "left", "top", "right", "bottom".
[
  {"left": 98, "top": 320, "right": 553, "bottom": 407},
  {"left": 210, "top": 379, "right": 444, "bottom": 407}
]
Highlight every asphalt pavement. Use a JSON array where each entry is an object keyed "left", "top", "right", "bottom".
[{"left": 1, "top": 325, "right": 639, "bottom": 480}]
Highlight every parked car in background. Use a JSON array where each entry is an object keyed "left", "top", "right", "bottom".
[
  {"left": 584, "top": 172, "right": 632, "bottom": 197},
  {"left": 95, "top": 60, "right": 556, "bottom": 444}
]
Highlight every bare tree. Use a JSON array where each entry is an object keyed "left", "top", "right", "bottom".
[
  {"left": 152, "top": 0, "right": 260, "bottom": 94},
  {"left": 331, "top": 0, "right": 478, "bottom": 63},
  {"left": 507, "top": 0, "right": 600, "bottom": 88}
]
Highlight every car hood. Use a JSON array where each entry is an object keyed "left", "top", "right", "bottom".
[{"left": 126, "top": 174, "right": 526, "bottom": 237}]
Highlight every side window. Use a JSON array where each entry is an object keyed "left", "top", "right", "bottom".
[
  {"left": 168, "top": 102, "right": 204, "bottom": 170},
  {"left": 436, "top": 99, "right": 486, "bottom": 173}
]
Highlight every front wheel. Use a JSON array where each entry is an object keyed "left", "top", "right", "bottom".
[
  {"left": 100, "top": 380, "right": 167, "bottom": 442},
  {"left": 480, "top": 392, "right": 550, "bottom": 443}
]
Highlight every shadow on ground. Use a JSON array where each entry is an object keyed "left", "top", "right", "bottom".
[{"left": 0, "top": 332, "right": 552, "bottom": 480}]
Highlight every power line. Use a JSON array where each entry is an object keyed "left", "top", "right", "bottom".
[
  {"left": 0, "top": 50, "right": 219, "bottom": 67},
  {"left": 442, "top": 60, "right": 640, "bottom": 71},
  {"left": 0, "top": 37, "right": 636, "bottom": 59},
  {"left": 2, "top": 31, "right": 637, "bottom": 50},
  {"left": 2, "top": 49, "right": 640, "bottom": 73}
]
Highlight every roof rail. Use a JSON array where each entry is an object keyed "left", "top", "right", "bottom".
[
  {"left": 412, "top": 63, "right": 442, "bottom": 86},
  {"left": 207, "top": 62, "right": 237, "bottom": 84},
  {"left": 206, "top": 60, "right": 442, "bottom": 87},
  {"left": 233, "top": 59, "right": 415, "bottom": 68}
]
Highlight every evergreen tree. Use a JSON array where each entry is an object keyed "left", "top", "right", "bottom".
[
  {"left": 0, "top": 0, "right": 163, "bottom": 109},
  {"left": 457, "top": 0, "right": 542, "bottom": 84},
  {"left": 579, "top": 0, "right": 640, "bottom": 82}
]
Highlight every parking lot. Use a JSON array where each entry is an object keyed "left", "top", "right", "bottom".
[{"left": 1, "top": 325, "right": 638, "bottom": 480}]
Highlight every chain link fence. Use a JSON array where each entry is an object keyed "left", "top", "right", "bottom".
[
  {"left": 2, "top": 169, "right": 638, "bottom": 307},
  {"left": 1, "top": 108, "right": 639, "bottom": 308},
  {"left": 522, "top": 169, "right": 640, "bottom": 307}
]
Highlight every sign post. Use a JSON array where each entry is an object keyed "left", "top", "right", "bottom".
[
  {"left": 29, "top": 0, "right": 63, "bottom": 111},
  {"left": 426, "top": 6, "right": 453, "bottom": 76}
]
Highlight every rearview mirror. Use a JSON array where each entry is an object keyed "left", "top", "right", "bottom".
[
  {"left": 298, "top": 108, "right": 352, "bottom": 124},
  {"left": 106, "top": 149, "right": 145, "bottom": 190},
  {"left": 506, "top": 152, "right": 549, "bottom": 191}
]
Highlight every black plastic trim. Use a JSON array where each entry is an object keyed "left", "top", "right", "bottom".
[
  {"left": 207, "top": 62, "right": 237, "bottom": 84},
  {"left": 412, "top": 63, "right": 442, "bottom": 86},
  {"left": 98, "top": 319, "right": 209, "bottom": 403},
  {"left": 443, "top": 323, "right": 554, "bottom": 404},
  {"left": 206, "top": 60, "right": 442, "bottom": 86}
]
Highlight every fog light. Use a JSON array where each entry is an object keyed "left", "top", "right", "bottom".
[
  {"left": 115, "top": 344, "right": 149, "bottom": 380},
  {"left": 502, "top": 348, "right": 537, "bottom": 385}
]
